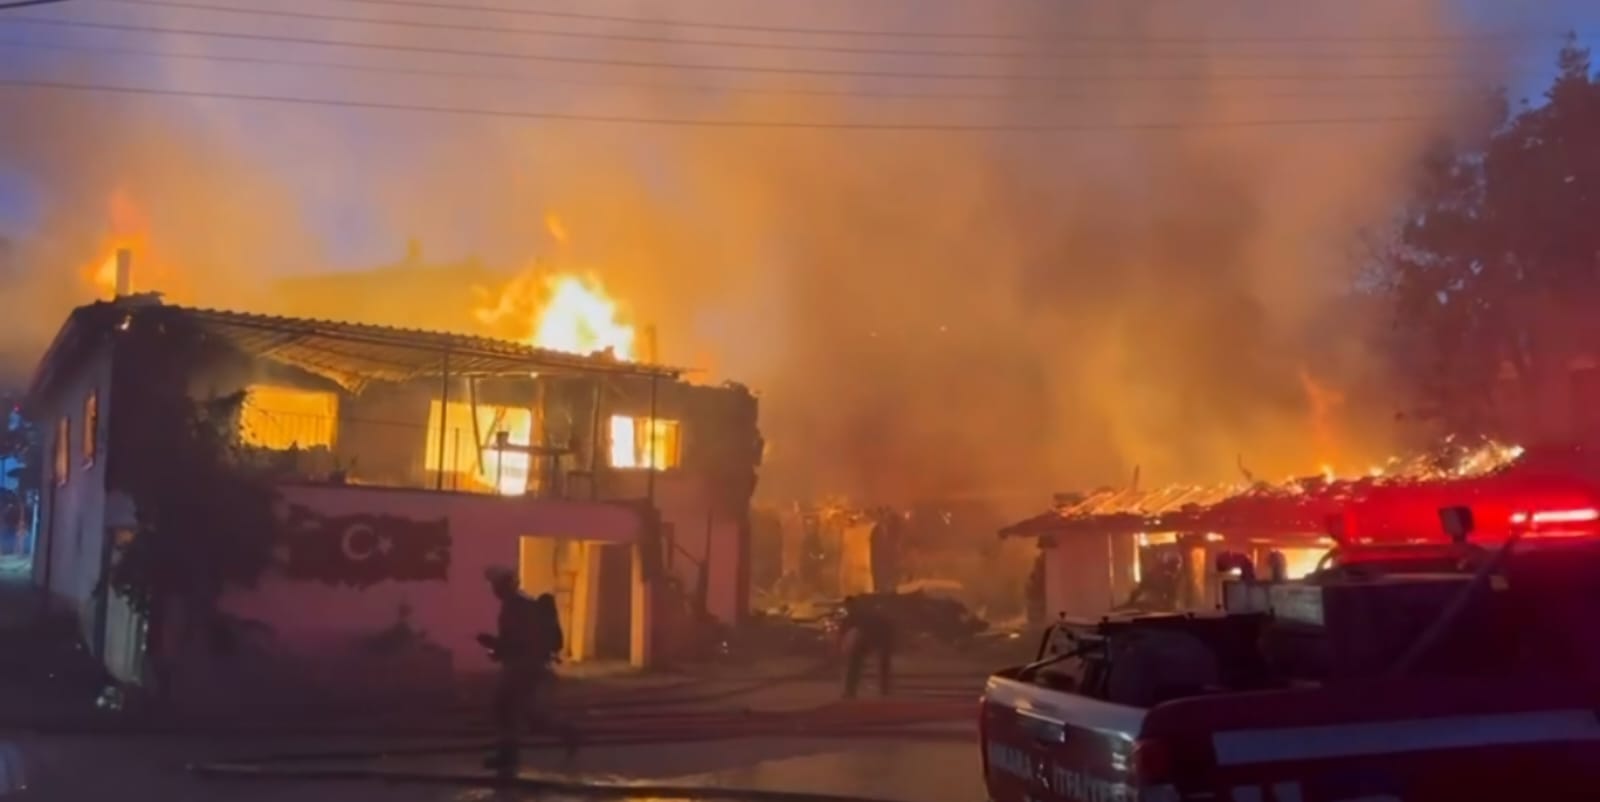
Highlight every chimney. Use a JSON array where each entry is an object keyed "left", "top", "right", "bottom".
[
  {"left": 114, "top": 248, "right": 133, "bottom": 297},
  {"left": 641, "top": 324, "right": 659, "bottom": 364}
]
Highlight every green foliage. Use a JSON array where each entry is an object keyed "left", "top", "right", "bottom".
[
  {"left": 105, "top": 313, "right": 280, "bottom": 630},
  {"left": 1382, "top": 37, "right": 1600, "bottom": 431}
]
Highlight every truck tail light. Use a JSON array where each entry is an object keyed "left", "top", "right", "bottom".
[{"left": 1129, "top": 737, "right": 1174, "bottom": 785}]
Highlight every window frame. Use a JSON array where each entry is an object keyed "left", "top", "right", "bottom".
[
  {"left": 607, "top": 415, "right": 683, "bottom": 471},
  {"left": 82, "top": 390, "right": 99, "bottom": 467},
  {"left": 53, "top": 415, "right": 70, "bottom": 487}
]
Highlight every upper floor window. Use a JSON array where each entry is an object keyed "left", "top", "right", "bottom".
[
  {"left": 53, "top": 416, "right": 69, "bottom": 486},
  {"left": 608, "top": 415, "right": 681, "bottom": 470},
  {"left": 239, "top": 385, "right": 339, "bottom": 451},
  {"left": 82, "top": 391, "right": 98, "bottom": 466},
  {"left": 424, "top": 401, "right": 534, "bottom": 496}
]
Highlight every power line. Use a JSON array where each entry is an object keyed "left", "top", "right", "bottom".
[
  {"left": 0, "top": 75, "right": 1441, "bottom": 131},
  {"left": 278, "top": 0, "right": 1581, "bottom": 46},
  {"left": 1, "top": 15, "right": 1526, "bottom": 84},
  {"left": 0, "top": 38, "right": 1504, "bottom": 104},
  {"left": 92, "top": 0, "right": 1545, "bottom": 63},
  {"left": 0, "top": 0, "right": 69, "bottom": 9}
]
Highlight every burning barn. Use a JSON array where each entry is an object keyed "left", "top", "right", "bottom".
[{"left": 25, "top": 284, "right": 761, "bottom": 701}]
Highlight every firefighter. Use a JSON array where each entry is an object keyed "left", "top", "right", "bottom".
[
  {"left": 477, "top": 565, "right": 567, "bottom": 770},
  {"left": 1026, "top": 554, "right": 1047, "bottom": 623},
  {"left": 839, "top": 594, "right": 895, "bottom": 699}
]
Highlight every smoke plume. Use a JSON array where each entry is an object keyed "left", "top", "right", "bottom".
[{"left": 0, "top": 0, "right": 1526, "bottom": 509}]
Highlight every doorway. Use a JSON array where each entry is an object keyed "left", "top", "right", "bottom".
[{"left": 517, "top": 536, "right": 633, "bottom": 663}]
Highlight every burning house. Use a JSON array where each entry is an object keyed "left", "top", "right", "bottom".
[
  {"left": 1002, "top": 441, "right": 1528, "bottom": 621},
  {"left": 761, "top": 499, "right": 1034, "bottom": 624},
  {"left": 25, "top": 272, "right": 761, "bottom": 701}
]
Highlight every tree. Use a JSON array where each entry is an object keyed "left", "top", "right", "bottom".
[
  {"left": 1383, "top": 38, "right": 1600, "bottom": 434},
  {"left": 102, "top": 311, "right": 280, "bottom": 688},
  {"left": 0, "top": 392, "right": 35, "bottom": 554}
]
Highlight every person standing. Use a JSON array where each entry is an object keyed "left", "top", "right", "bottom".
[
  {"left": 839, "top": 594, "right": 895, "bottom": 699},
  {"left": 477, "top": 565, "right": 554, "bottom": 770}
]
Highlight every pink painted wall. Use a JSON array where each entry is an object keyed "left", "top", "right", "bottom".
[
  {"left": 650, "top": 475, "right": 743, "bottom": 623},
  {"left": 219, "top": 483, "right": 644, "bottom": 675}
]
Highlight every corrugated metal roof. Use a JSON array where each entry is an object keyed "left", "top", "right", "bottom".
[
  {"left": 176, "top": 304, "right": 689, "bottom": 389},
  {"left": 32, "top": 299, "right": 689, "bottom": 397}
]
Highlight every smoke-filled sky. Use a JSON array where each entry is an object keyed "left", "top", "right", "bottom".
[{"left": 2, "top": 0, "right": 1598, "bottom": 509}]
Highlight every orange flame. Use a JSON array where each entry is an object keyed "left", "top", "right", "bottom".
[
  {"left": 80, "top": 189, "right": 187, "bottom": 301},
  {"left": 528, "top": 274, "right": 635, "bottom": 359},
  {"left": 1298, "top": 366, "right": 1346, "bottom": 472},
  {"left": 545, "top": 213, "right": 569, "bottom": 245},
  {"left": 473, "top": 216, "right": 636, "bottom": 360},
  {"left": 81, "top": 189, "right": 146, "bottom": 298}
]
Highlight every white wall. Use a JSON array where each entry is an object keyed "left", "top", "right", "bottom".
[{"left": 35, "top": 347, "right": 113, "bottom": 650}]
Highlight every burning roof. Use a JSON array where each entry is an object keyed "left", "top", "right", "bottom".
[
  {"left": 29, "top": 297, "right": 687, "bottom": 400},
  {"left": 1000, "top": 438, "right": 1528, "bottom": 541}
]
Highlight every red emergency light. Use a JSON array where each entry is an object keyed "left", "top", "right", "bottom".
[
  {"left": 1339, "top": 459, "right": 1600, "bottom": 547},
  {"left": 1504, "top": 507, "right": 1600, "bottom": 540},
  {"left": 1509, "top": 507, "right": 1600, "bottom": 526}
]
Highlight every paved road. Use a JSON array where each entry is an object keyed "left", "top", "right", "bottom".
[
  {"left": 0, "top": 569, "right": 1013, "bottom": 802},
  {"left": 1, "top": 662, "right": 997, "bottom": 802},
  {"left": 7, "top": 732, "right": 983, "bottom": 802}
]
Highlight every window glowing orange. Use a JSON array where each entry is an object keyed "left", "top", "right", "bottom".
[
  {"left": 239, "top": 385, "right": 338, "bottom": 451},
  {"left": 425, "top": 401, "right": 534, "bottom": 495},
  {"left": 82, "top": 391, "right": 98, "bottom": 465},
  {"left": 608, "top": 415, "right": 681, "bottom": 470},
  {"left": 53, "top": 416, "right": 69, "bottom": 486}
]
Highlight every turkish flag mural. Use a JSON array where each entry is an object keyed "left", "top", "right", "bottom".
[{"left": 276, "top": 503, "right": 452, "bottom": 588}]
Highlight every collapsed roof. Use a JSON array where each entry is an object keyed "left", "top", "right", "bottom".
[{"left": 1000, "top": 439, "right": 1530, "bottom": 542}]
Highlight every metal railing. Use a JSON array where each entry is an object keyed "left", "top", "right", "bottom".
[{"left": 237, "top": 407, "right": 582, "bottom": 499}]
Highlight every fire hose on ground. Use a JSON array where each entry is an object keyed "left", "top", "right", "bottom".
[
  {"left": 9, "top": 654, "right": 989, "bottom": 742},
  {"left": 188, "top": 700, "right": 976, "bottom": 802},
  {"left": 203, "top": 698, "right": 977, "bottom": 767},
  {"left": 419, "top": 699, "right": 976, "bottom": 754},
  {"left": 189, "top": 760, "right": 930, "bottom": 802}
]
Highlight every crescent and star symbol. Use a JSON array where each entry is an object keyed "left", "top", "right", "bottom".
[{"left": 340, "top": 523, "right": 395, "bottom": 562}]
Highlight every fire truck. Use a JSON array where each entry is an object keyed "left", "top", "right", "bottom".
[{"left": 981, "top": 449, "right": 1600, "bottom": 801}]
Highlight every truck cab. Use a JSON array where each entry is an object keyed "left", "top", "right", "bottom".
[{"left": 981, "top": 529, "right": 1600, "bottom": 801}]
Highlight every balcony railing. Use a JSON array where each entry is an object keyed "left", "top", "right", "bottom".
[{"left": 236, "top": 407, "right": 591, "bottom": 499}]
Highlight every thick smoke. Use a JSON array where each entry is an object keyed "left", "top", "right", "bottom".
[{"left": 0, "top": 0, "right": 1519, "bottom": 508}]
